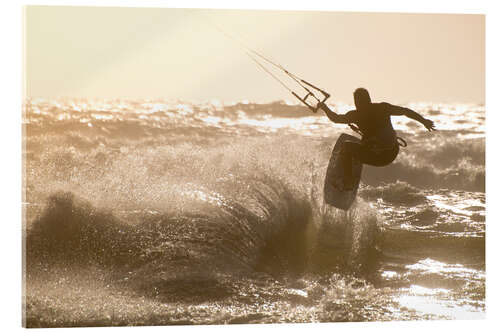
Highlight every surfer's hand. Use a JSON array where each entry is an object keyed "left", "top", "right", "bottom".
[
  {"left": 422, "top": 118, "right": 435, "bottom": 131},
  {"left": 317, "top": 102, "right": 329, "bottom": 112}
]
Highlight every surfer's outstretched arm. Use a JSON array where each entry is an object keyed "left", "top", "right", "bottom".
[
  {"left": 317, "top": 102, "right": 353, "bottom": 124},
  {"left": 386, "top": 103, "right": 435, "bottom": 131}
]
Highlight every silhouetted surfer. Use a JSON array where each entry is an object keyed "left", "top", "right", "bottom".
[{"left": 318, "top": 88, "right": 435, "bottom": 189}]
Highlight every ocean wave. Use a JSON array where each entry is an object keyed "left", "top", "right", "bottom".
[
  {"left": 407, "top": 134, "right": 484, "bottom": 168},
  {"left": 26, "top": 172, "right": 381, "bottom": 301},
  {"left": 362, "top": 159, "right": 484, "bottom": 192},
  {"left": 359, "top": 181, "right": 427, "bottom": 206},
  {"left": 379, "top": 228, "right": 484, "bottom": 266},
  {"left": 25, "top": 98, "right": 484, "bottom": 194},
  {"left": 25, "top": 99, "right": 484, "bottom": 145}
]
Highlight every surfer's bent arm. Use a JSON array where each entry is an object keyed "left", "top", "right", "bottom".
[
  {"left": 385, "top": 103, "right": 436, "bottom": 131},
  {"left": 317, "top": 102, "right": 353, "bottom": 124}
]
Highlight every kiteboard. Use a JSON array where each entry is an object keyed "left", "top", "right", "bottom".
[{"left": 324, "top": 133, "right": 363, "bottom": 210}]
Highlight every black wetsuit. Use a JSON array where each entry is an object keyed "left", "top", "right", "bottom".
[{"left": 343, "top": 102, "right": 400, "bottom": 167}]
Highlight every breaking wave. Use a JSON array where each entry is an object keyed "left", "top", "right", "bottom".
[{"left": 26, "top": 181, "right": 379, "bottom": 302}]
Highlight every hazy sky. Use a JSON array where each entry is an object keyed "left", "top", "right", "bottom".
[{"left": 24, "top": 6, "right": 484, "bottom": 103}]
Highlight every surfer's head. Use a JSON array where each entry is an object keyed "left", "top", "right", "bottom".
[{"left": 354, "top": 88, "right": 371, "bottom": 110}]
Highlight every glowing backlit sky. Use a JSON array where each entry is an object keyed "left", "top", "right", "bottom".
[{"left": 25, "top": 6, "right": 484, "bottom": 103}]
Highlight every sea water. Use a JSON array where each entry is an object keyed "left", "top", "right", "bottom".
[{"left": 23, "top": 98, "right": 485, "bottom": 326}]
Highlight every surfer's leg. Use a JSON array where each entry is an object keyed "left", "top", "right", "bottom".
[
  {"left": 360, "top": 144, "right": 399, "bottom": 167},
  {"left": 341, "top": 141, "right": 361, "bottom": 189}
]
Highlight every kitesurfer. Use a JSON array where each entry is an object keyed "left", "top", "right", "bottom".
[{"left": 318, "top": 88, "right": 435, "bottom": 189}]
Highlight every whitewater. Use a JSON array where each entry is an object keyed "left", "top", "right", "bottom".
[{"left": 22, "top": 98, "right": 485, "bottom": 326}]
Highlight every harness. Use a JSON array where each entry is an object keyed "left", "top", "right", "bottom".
[{"left": 348, "top": 123, "right": 407, "bottom": 150}]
